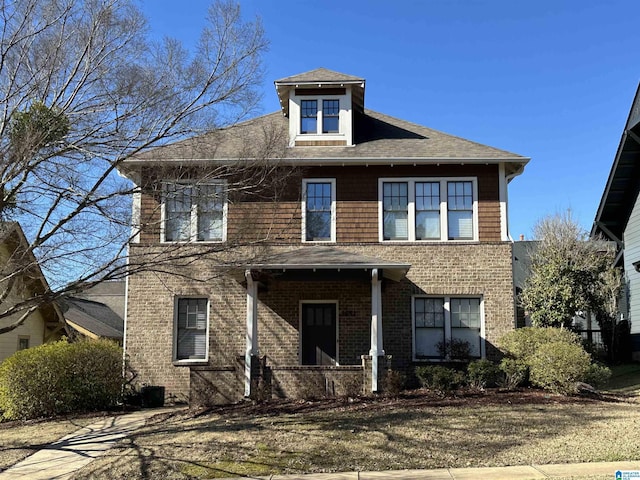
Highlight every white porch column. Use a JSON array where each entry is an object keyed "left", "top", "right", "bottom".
[
  {"left": 370, "top": 268, "right": 384, "bottom": 392},
  {"left": 244, "top": 269, "right": 259, "bottom": 397}
]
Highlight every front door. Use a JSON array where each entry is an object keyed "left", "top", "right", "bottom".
[{"left": 301, "top": 303, "right": 337, "bottom": 365}]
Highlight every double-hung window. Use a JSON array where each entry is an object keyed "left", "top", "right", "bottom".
[
  {"left": 300, "top": 99, "right": 340, "bottom": 135},
  {"left": 301, "top": 100, "right": 318, "bottom": 134},
  {"left": 413, "top": 296, "right": 483, "bottom": 360},
  {"left": 302, "top": 179, "right": 336, "bottom": 242},
  {"left": 382, "top": 182, "right": 409, "bottom": 240},
  {"left": 322, "top": 100, "right": 339, "bottom": 133},
  {"left": 163, "top": 182, "right": 226, "bottom": 242},
  {"left": 174, "top": 298, "right": 209, "bottom": 362},
  {"left": 379, "top": 178, "right": 477, "bottom": 242}
]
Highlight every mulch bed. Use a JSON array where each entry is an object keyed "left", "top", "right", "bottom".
[{"left": 164, "top": 387, "right": 625, "bottom": 422}]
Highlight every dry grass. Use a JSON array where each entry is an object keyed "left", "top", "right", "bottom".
[
  {"left": 0, "top": 414, "right": 108, "bottom": 471},
  {"left": 67, "top": 391, "right": 640, "bottom": 480}
]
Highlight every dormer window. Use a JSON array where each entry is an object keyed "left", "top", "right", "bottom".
[
  {"left": 300, "top": 99, "right": 341, "bottom": 135},
  {"left": 301, "top": 100, "right": 317, "bottom": 134},
  {"left": 322, "top": 100, "right": 339, "bottom": 133}
]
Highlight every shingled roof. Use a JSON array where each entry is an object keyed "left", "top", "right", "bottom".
[
  {"left": 123, "top": 109, "right": 528, "bottom": 176},
  {"left": 274, "top": 68, "right": 364, "bottom": 84},
  {"left": 61, "top": 297, "right": 124, "bottom": 341}
]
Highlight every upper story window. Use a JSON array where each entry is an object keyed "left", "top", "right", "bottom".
[
  {"left": 300, "top": 98, "right": 340, "bottom": 135},
  {"left": 379, "top": 177, "right": 477, "bottom": 242},
  {"left": 302, "top": 179, "right": 336, "bottom": 242},
  {"left": 301, "top": 100, "right": 318, "bottom": 134},
  {"left": 322, "top": 100, "right": 339, "bottom": 133},
  {"left": 163, "top": 181, "right": 227, "bottom": 243}
]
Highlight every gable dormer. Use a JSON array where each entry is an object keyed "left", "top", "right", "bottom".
[{"left": 274, "top": 68, "right": 365, "bottom": 147}]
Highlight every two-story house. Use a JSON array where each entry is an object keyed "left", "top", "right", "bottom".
[{"left": 119, "top": 68, "right": 529, "bottom": 405}]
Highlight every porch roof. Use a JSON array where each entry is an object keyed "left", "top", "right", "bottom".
[{"left": 247, "top": 247, "right": 410, "bottom": 281}]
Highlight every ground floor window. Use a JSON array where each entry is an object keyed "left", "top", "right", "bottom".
[
  {"left": 174, "top": 297, "right": 209, "bottom": 362},
  {"left": 413, "top": 296, "right": 483, "bottom": 359},
  {"left": 17, "top": 336, "right": 29, "bottom": 351}
]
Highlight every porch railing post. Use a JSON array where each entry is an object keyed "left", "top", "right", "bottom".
[
  {"left": 370, "top": 268, "right": 384, "bottom": 392},
  {"left": 245, "top": 269, "right": 258, "bottom": 397}
]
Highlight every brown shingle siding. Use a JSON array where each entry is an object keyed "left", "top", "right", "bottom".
[{"left": 136, "top": 163, "right": 503, "bottom": 244}]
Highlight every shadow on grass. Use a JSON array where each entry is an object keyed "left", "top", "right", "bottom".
[{"left": 65, "top": 389, "right": 640, "bottom": 480}]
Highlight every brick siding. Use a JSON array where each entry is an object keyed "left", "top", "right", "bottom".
[{"left": 126, "top": 242, "right": 514, "bottom": 403}]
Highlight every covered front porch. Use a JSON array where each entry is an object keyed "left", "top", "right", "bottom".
[{"left": 242, "top": 246, "right": 410, "bottom": 399}]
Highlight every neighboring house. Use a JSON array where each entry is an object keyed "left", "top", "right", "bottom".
[
  {"left": 512, "top": 239, "right": 536, "bottom": 328},
  {"left": 592, "top": 82, "right": 640, "bottom": 360},
  {"left": 119, "top": 68, "right": 529, "bottom": 404},
  {"left": 0, "top": 222, "right": 67, "bottom": 363},
  {"left": 61, "top": 280, "right": 125, "bottom": 344},
  {"left": 60, "top": 282, "right": 125, "bottom": 344}
]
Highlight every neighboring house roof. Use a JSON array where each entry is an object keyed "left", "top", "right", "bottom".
[
  {"left": 122, "top": 110, "right": 528, "bottom": 176},
  {"left": 0, "top": 222, "right": 66, "bottom": 338},
  {"left": 72, "top": 280, "right": 126, "bottom": 320},
  {"left": 248, "top": 246, "right": 411, "bottom": 281},
  {"left": 61, "top": 297, "right": 124, "bottom": 340},
  {"left": 592, "top": 82, "right": 640, "bottom": 243}
]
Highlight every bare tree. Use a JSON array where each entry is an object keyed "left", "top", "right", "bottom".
[{"left": 0, "top": 0, "right": 274, "bottom": 334}]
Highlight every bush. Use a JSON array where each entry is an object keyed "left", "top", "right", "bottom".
[
  {"left": 415, "top": 365, "right": 465, "bottom": 395},
  {"left": 436, "top": 339, "right": 472, "bottom": 360},
  {"left": 382, "top": 369, "right": 405, "bottom": 396},
  {"left": 584, "top": 362, "right": 612, "bottom": 388},
  {"left": 499, "top": 327, "right": 581, "bottom": 364},
  {"left": 467, "top": 359, "right": 501, "bottom": 389},
  {"left": 529, "top": 341, "right": 591, "bottom": 394},
  {"left": 0, "top": 339, "right": 124, "bottom": 420},
  {"left": 499, "top": 358, "right": 527, "bottom": 390}
]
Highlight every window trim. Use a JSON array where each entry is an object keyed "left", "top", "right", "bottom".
[
  {"left": 172, "top": 296, "right": 210, "bottom": 365},
  {"left": 160, "top": 180, "right": 228, "bottom": 243},
  {"left": 296, "top": 95, "right": 344, "bottom": 136},
  {"left": 378, "top": 177, "right": 478, "bottom": 242},
  {"left": 301, "top": 178, "right": 336, "bottom": 243},
  {"left": 411, "top": 295, "right": 485, "bottom": 361}
]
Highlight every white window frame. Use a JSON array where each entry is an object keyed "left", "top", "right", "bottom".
[
  {"left": 378, "top": 177, "right": 478, "bottom": 242},
  {"left": 160, "top": 180, "right": 228, "bottom": 243},
  {"left": 298, "top": 300, "right": 340, "bottom": 366},
  {"left": 298, "top": 97, "right": 342, "bottom": 135},
  {"left": 412, "top": 295, "right": 485, "bottom": 361},
  {"left": 301, "top": 178, "right": 336, "bottom": 243},
  {"left": 173, "top": 296, "right": 210, "bottom": 364}
]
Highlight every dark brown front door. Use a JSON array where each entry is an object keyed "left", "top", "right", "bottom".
[{"left": 301, "top": 303, "right": 337, "bottom": 365}]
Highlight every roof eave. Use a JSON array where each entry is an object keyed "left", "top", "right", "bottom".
[{"left": 120, "top": 156, "right": 529, "bottom": 168}]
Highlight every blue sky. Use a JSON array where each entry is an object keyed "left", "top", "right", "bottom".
[{"left": 140, "top": 0, "right": 640, "bottom": 239}]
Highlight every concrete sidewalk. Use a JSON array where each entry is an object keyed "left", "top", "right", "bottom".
[
  {"left": 217, "top": 462, "right": 640, "bottom": 480},
  {"left": 0, "top": 408, "right": 176, "bottom": 480}
]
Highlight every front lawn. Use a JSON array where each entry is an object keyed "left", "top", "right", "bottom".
[{"left": 69, "top": 389, "right": 640, "bottom": 480}]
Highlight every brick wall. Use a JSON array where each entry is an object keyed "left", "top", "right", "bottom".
[{"left": 126, "top": 242, "right": 514, "bottom": 403}]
